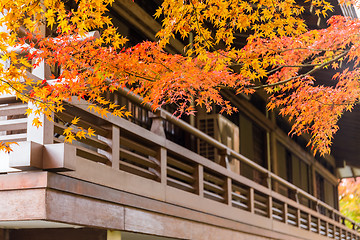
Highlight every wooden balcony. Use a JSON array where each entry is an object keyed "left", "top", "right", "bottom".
[{"left": 0, "top": 90, "right": 359, "bottom": 240}]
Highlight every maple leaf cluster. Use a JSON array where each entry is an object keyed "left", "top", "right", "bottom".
[{"left": 0, "top": 0, "right": 358, "bottom": 155}]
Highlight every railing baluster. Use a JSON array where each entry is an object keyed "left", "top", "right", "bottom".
[
  {"left": 194, "top": 165, "right": 204, "bottom": 197},
  {"left": 283, "top": 203, "right": 288, "bottom": 224},
  {"left": 158, "top": 147, "right": 167, "bottom": 185},
  {"left": 225, "top": 177, "right": 232, "bottom": 206},
  {"left": 325, "top": 221, "right": 329, "bottom": 237},
  {"left": 268, "top": 196, "right": 273, "bottom": 219},
  {"left": 248, "top": 188, "right": 254, "bottom": 214},
  {"left": 296, "top": 209, "right": 301, "bottom": 228},
  {"left": 112, "top": 125, "right": 120, "bottom": 170}
]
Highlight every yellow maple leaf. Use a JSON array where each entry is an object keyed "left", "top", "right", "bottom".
[
  {"left": 71, "top": 117, "right": 80, "bottom": 125},
  {"left": 87, "top": 127, "right": 96, "bottom": 137}
]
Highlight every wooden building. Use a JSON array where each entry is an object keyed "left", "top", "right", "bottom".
[{"left": 0, "top": 0, "right": 360, "bottom": 239}]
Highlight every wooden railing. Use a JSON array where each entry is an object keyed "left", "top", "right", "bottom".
[
  {"left": 1, "top": 92, "right": 359, "bottom": 240},
  {"left": 0, "top": 98, "right": 27, "bottom": 143}
]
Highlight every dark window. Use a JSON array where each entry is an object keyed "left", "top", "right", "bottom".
[
  {"left": 276, "top": 142, "right": 311, "bottom": 198},
  {"left": 239, "top": 113, "right": 267, "bottom": 185}
]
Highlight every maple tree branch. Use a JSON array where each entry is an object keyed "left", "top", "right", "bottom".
[
  {"left": 269, "top": 47, "right": 338, "bottom": 54},
  {"left": 0, "top": 76, "right": 60, "bottom": 114},
  {"left": 311, "top": 98, "right": 360, "bottom": 106},
  {"left": 249, "top": 50, "right": 349, "bottom": 90}
]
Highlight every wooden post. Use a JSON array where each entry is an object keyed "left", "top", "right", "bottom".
[
  {"left": 248, "top": 188, "right": 254, "bottom": 214},
  {"left": 325, "top": 221, "right": 329, "bottom": 237},
  {"left": 31, "top": 59, "right": 51, "bottom": 80},
  {"left": 149, "top": 111, "right": 167, "bottom": 184},
  {"left": 330, "top": 210, "right": 335, "bottom": 220},
  {"left": 26, "top": 103, "right": 54, "bottom": 145},
  {"left": 158, "top": 147, "right": 167, "bottom": 185},
  {"left": 339, "top": 228, "right": 343, "bottom": 240},
  {"left": 296, "top": 209, "right": 301, "bottom": 228},
  {"left": 194, "top": 164, "right": 204, "bottom": 197},
  {"left": 344, "top": 230, "right": 348, "bottom": 240},
  {"left": 307, "top": 214, "right": 312, "bottom": 231},
  {"left": 267, "top": 196, "right": 273, "bottom": 219},
  {"left": 149, "top": 111, "right": 166, "bottom": 138},
  {"left": 224, "top": 177, "right": 232, "bottom": 206},
  {"left": 295, "top": 190, "right": 299, "bottom": 203},
  {"left": 107, "top": 230, "right": 121, "bottom": 240},
  {"left": 219, "top": 149, "right": 230, "bottom": 169},
  {"left": 267, "top": 173, "right": 272, "bottom": 190},
  {"left": 283, "top": 203, "right": 288, "bottom": 224},
  {"left": 98, "top": 125, "right": 120, "bottom": 169},
  {"left": 112, "top": 125, "right": 120, "bottom": 170}
]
